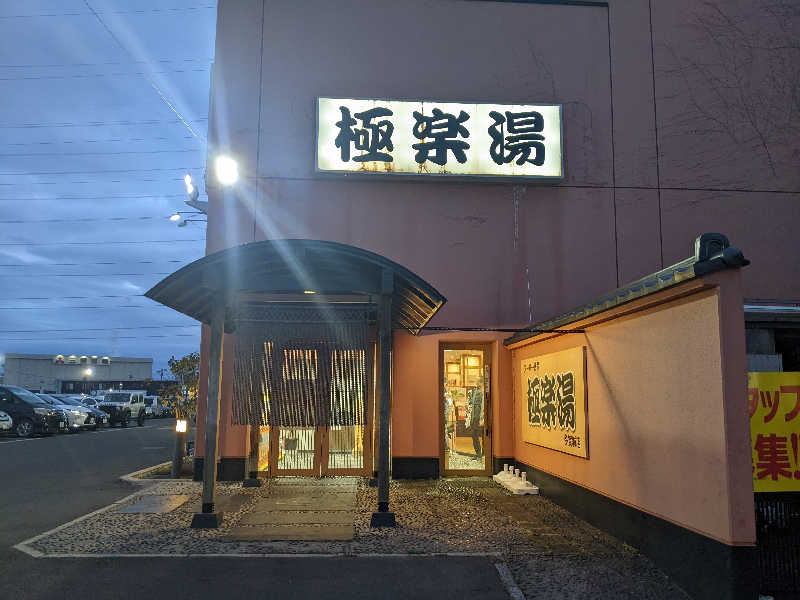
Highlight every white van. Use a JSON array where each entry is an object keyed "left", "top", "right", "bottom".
[
  {"left": 144, "top": 395, "right": 167, "bottom": 418},
  {"left": 98, "top": 390, "right": 147, "bottom": 427}
]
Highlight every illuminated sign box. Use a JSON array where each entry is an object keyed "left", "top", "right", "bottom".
[
  {"left": 520, "top": 346, "right": 588, "bottom": 458},
  {"left": 316, "top": 97, "right": 563, "bottom": 180}
]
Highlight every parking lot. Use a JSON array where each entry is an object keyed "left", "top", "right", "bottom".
[
  {"left": 0, "top": 417, "right": 182, "bottom": 545},
  {"left": 0, "top": 417, "right": 178, "bottom": 444}
]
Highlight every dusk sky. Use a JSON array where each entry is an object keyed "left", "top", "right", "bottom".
[{"left": 0, "top": 0, "right": 217, "bottom": 376}]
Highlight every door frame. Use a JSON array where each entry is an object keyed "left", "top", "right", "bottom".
[{"left": 439, "top": 341, "right": 493, "bottom": 477}]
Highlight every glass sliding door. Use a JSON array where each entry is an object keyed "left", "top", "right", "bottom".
[{"left": 441, "top": 343, "right": 491, "bottom": 475}]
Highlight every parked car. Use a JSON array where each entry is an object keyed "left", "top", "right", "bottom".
[
  {"left": 60, "top": 395, "right": 102, "bottom": 430},
  {"left": 0, "top": 410, "right": 12, "bottom": 431},
  {"left": 74, "top": 397, "right": 108, "bottom": 428},
  {"left": 36, "top": 394, "right": 83, "bottom": 433},
  {"left": 81, "top": 396, "right": 103, "bottom": 409},
  {"left": 98, "top": 390, "right": 146, "bottom": 427},
  {"left": 144, "top": 395, "right": 167, "bottom": 418},
  {"left": 0, "top": 385, "right": 64, "bottom": 437}
]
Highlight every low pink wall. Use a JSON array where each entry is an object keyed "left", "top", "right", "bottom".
[{"left": 510, "top": 275, "right": 755, "bottom": 546}]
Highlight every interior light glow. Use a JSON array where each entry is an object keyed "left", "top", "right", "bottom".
[{"left": 303, "top": 290, "right": 316, "bottom": 294}]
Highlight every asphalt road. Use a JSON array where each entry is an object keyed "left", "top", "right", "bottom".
[
  {"left": 0, "top": 420, "right": 510, "bottom": 600},
  {"left": 0, "top": 418, "right": 180, "bottom": 551}
]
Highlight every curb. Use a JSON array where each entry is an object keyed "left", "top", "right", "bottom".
[
  {"left": 14, "top": 490, "right": 143, "bottom": 558},
  {"left": 119, "top": 461, "right": 174, "bottom": 485}
]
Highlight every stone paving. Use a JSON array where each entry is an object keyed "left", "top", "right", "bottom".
[{"left": 18, "top": 476, "right": 690, "bottom": 599}]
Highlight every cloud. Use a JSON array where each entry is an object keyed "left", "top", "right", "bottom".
[{"left": 0, "top": 248, "right": 51, "bottom": 264}]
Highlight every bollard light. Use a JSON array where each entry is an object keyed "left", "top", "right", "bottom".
[{"left": 176, "top": 419, "right": 188, "bottom": 433}]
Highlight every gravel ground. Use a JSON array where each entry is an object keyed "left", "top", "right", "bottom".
[{"left": 24, "top": 477, "right": 690, "bottom": 599}]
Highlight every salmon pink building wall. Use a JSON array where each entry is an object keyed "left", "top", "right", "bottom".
[
  {"left": 391, "top": 331, "right": 514, "bottom": 464},
  {"left": 508, "top": 271, "right": 754, "bottom": 546}
]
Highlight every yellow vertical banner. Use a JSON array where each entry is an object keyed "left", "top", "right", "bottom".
[
  {"left": 748, "top": 372, "right": 800, "bottom": 492},
  {"left": 521, "top": 346, "right": 588, "bottom": 458}
]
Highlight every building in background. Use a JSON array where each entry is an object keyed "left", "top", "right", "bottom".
[{"left": 2, "top": 353, "right": 153, "bottom": 394}]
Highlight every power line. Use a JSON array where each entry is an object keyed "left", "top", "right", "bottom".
[
  {"left": 2, "top": 333, "right": 199, "bottom": 341},
  {"left": 2, "top": 295, "right": 151, "bottom": 302},
  {"left": 2, "top": 294, "right": 144, "bottom": 301},
  {"left": 0, "top": 149, "right": 200, "bottom": 157},
  {"left": 0, "top": 273, "right": 172, "bottom": 278},
  {"left": 0, "top": 118, "right": 206, "bottom": 129},
  {"left": 0, "top": 166, "right": 201, "bottom": 176},
  {"left": 0, "top": 305, "right": 170, "bottom": 310},
  {"left": 0, "top": 178, "right": 188, "bottom": 187},
  {"left": 0, "top": 216, "right": 180, "bottom": 224},
  {"left": 0, "top": 135, "right": 195, "bottom": 147},
  {"left": 0, "top": 59, "right": 212, "bottom": 68},
  {"left": 0, "top": 324, "right": 198, "bottom": 333},
  {"left": 0, "top": 5, "right": 216, "bottom": 19},
  {"left": 83, "top": 0, "right": 205, "bottom": 142},
  {"left": 0, "top": 67, "right": 209, "bottom": 81},
  {"left": 0, "top": 194, "right": 186, "bottom": 202},
  {"left": 0, "top": 239, "right": 203, "bottom": 247},
  {"left": 0, "top": 177, "right": 192, "bottom": 186},
  {"left": 0, "top": 260, "right": 189, "bottom": 267}
]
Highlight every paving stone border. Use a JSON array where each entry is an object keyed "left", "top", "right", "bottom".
[{"left": 16, "top": 476, "right": 690, "bottom": 599}]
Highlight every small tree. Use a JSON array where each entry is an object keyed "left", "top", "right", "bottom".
[{"left": 163, "top": 352, "right": 200, "bottom": 420}]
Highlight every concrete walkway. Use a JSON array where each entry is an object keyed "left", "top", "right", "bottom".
[{"left": 229, "top": 478, "right": 357, "bottom": 541}]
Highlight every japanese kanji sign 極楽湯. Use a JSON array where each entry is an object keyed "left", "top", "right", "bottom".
[
  {"left": 749, "top": 372, "right": 800, "bottom": 492},
  {"left": 317, "top": 98, "right": 563, "bottom": 179},
  {"left": 520, "top": 346, "right": 587, "bottom": 458}
]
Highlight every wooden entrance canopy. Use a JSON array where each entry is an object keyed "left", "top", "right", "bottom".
[
  {"left": 145, "top": 238, "right": 446, "bottom": 335},
  {"left": 145, "top": 239, "right": 446, "bottom": 528}
]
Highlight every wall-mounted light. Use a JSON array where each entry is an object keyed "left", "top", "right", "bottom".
[
  {"left": 176, "top": 419, "right": 188, "bottom": 433},
  {"left": 215, "top": 155, "right": 239, "bottom": 185},
  {"left": 184, "top": 173, "right": 199, "bottom": 202}
]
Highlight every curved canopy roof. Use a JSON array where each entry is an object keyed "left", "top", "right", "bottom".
[{"left": 145, "top": 239, "right": 446, "bottom": 334}]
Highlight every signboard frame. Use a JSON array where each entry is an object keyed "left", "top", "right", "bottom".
[
  {"left": 748, "top": 371, "right": 800, "bottom": 493},
  {"left": 520, "top": 346, "right": 589, "bottom": 459},
  {"left": 315, "top": 96, "right": 564, "bottom": 182}
]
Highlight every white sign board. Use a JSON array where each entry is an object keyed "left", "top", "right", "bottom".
[{"left": 316, "top": 97, "right": 563, "bottom": 180}]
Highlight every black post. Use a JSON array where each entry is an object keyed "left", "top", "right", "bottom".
[
  {"left": 243, "top": 424, "right": 262, "bottom": 487},
  {"left": 371, "top": 269, "right": 396, "bottom": 528},
  {"left": 191, "top": 302, "right": 225, "bottom": 528}
]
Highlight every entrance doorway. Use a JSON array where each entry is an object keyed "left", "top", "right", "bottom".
[
  {"left": 233, "top": 303, "right": 375, "bottom": 478},
  {"left": 257, "top": 424, "right": 371, "bottom": 477},
  {"left": 440, "top": 342, "right": 492, "bottom": 476}
]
